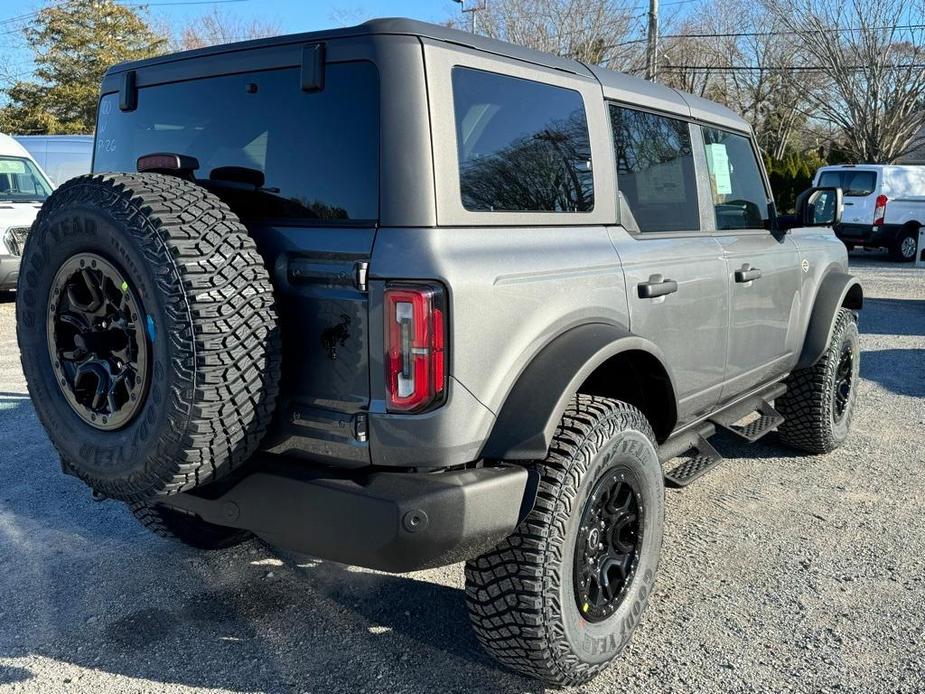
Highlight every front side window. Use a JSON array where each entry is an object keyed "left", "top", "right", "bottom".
[
  {"left": 451, "top": 67, "right": 593, "bottom": 213},
  {"left": 818, "top": 170, "right": 876, "bottom": 197},
  {"left": 94, "top": 62, "right": 379, "bottom": 223},
  {"left": 0, "top": 157, "right": 53, "bottom": 202},
  {"left": 702, "top": 127, "right": 770, "bottom": 231},
  {"left": 609, "top": 105, "right": 699, "bottom": 233}
]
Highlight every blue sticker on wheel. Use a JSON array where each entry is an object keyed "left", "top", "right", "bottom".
[{"left": 146, "top": 314, "right": 157, "bottom": 343}]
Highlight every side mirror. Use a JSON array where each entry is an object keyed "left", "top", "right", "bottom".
[{"left": 794, "top": 186, "right": 843, "bottom": 228}]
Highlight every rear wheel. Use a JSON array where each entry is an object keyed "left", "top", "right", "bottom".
[
  {"left": 130, "top": 502, "right": 251, "bottom": 550},
  {"left": 776, "top": 308, "right": 859, "bottom": 453},
  {"left": 889, "top": 227, "right": 918, "bottom": 262},
  {"left": 465, "top": 396, "right": 663, "bottom": 686}
]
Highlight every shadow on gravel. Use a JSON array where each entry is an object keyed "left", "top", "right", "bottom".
[
  {"left": 708, "top": 427, "right": 804, "bottom": 461},
  {"left": 0, "top": 546, "right": 545, "bottom": 694},
  {"left": 861, "top": 348, "right": 925, "bottom": 397},
  {"left": 0, "top": 665, "right": 32, "bottom": 685},
  {"left": 860, "top": 298, "right": 925, "bottom": 337},
  {"left": 0, "top": 291, "right": 14, "bottom": 304}
]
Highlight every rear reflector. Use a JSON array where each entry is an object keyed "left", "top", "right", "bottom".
[{"left": 384, "top": 283, "right": 447, "bottom": 413}]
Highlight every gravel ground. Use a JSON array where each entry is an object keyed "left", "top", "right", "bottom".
[{"left": 0, "top": 250, "right": 923, "bottom": 694}]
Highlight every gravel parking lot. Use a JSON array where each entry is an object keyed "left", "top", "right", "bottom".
[{"left": 0, "top": 251, "right": 923, "bottom": 694}]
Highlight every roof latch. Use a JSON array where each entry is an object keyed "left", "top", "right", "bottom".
[
  {"left": 301, "top": 42, "right": 325, "bottom": 92},
  {"left": 119, "top": 70, "right": 137, "bottom": 112}
]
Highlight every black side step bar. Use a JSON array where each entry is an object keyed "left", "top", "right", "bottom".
[
  {"left": 659, "top": 423, "right": 723, "bottom": 488},
  {"left": 709, "top": 382, "right": 786, "bottom": 443},
  {"left": 658, "top": 381, "right": 788, "bottom": 488}
]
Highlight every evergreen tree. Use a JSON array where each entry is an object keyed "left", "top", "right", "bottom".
[{"left": 0, "top": 0, "right": 166, "bottom": 134}]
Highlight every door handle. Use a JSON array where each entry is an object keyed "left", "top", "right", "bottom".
[
  {"left": 637, "top": 275, "right": 679, "bottom": 299},
  {"left": 735, "top": 265, "right": 762, "bottom": 283}
]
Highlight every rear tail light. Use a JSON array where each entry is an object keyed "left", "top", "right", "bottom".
[
  {"left": 874, "top": 194, "right": 888, "bottom": 226},
  {"left": 384, "top": 283, "right": 447, "bottom": 412}
]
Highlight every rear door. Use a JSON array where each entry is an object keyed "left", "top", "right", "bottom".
[
  {"left": 699, "top": 126, "right": 801, "bottom": 397},
  {"left": 94, "top": 48, "right": 381, "bottom": 466},
  {"left": 606, "top": 104, "right": 729, "bottom": 424}
]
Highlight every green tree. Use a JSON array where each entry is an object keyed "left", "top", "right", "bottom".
[{"left": 0, "top": 0, "right": 167, "bottom": 135}]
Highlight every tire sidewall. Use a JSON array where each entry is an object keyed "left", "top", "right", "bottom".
[
  {"left": 557, "top": 427, "right": 664, "bottom": 666},
  {"left": 828, "top": 315, "right": 860, "bottom": 444},
  {"left": 17, "top": 188, "right": 190, "bottom": 489},
  {"left": 892, "top": 229, "right": 917, "bottom": 262}
]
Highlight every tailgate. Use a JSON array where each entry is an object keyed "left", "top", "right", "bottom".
[{"left": 255, "top": 225, "right": 375, "bottom": 467}]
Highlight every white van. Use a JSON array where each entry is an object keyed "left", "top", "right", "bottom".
[
  {"left": 813, "top": 164, "right": 925, "bottom": 261},
  {"left": 15, "top": 134, "right": 93, "bottom": 187},
  {"left": 0, "top": 133, "right": 55, "bottom": 291}
]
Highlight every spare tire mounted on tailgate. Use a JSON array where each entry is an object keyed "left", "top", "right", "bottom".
[{"left": 16, "top": 173, "right": 281, "bottom": 502}]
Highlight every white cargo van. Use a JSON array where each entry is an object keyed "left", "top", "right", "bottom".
[
  {"left": 813, "top": 164, "right": 925, "bottom": 261},
  {"left": 0, "top": 133, "right": 54, "bottom": 291},
  {"left": 14, "top": 134, "right": 93, "bottom": 187}
]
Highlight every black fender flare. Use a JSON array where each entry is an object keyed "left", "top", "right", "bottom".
[
  {"left": 796, "top": 271, "right": 863, "bottom": 369},
  {"left": 480, "top": 323, "right": 677, "bottom": 460}
]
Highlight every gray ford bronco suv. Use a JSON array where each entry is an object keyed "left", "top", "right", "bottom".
[{"left": 16, "top": 19, "right": 862, "bottom": 685}]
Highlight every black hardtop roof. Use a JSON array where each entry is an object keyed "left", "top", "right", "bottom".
[
  {"left": 104, "top": 17, "right": 748, "bottom": 132},
  {"left": 105, "top": 17, "right": 591, "bottom": 78}
]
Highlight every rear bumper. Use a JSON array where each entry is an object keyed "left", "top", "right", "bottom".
[
  {"left": 835, "top": 223, "right": 897, "bottom": 246},
  {"left": 158, "top": 459, "right": 533, "bottom": 572},
  {"left": 0, "top": 254, "right": 19, "bottom": 291}
]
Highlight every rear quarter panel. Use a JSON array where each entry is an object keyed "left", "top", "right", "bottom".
[{"left": 369, "top": 226, "right": 630, "bottom": 417}]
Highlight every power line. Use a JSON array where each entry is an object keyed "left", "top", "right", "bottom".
[
  {"left": 659, "top": 62, "right": 925, "bottom": 71},
  {"left": 122, "top": 0, "right": 251, "bottom": 6},
  {"left": 614, "top": 22, "right": 925, "bottom": 46}
]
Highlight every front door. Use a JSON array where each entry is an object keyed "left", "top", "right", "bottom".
[
  {"left": 607, "top": 104, "right": 729, "bottom": 425},
  {"left": 699, "top": 126, "right": 801, "bottom": 398}
]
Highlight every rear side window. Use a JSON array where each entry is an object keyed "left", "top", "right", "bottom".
[
  {"left": 818, "top": 170, "right": 876, "bottom": 197},
  {"left": 451, "top": 67, "right": 593, "bottom": 213},
  {"left": 701, "top": 127, "right": 770, "bottom": 231},
  {"left": 94, "top": 62, "right": 379, "bottom": 223},
  {"left": 609, "top": 105, "right": 699, "bottom": 233}
]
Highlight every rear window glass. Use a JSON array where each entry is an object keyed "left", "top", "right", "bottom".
[
  {"left": 609, "top": 106, "right": 699, "bottom": 232},
  {"left": 94, "top": 62, "right": 379, "bottom": 223},
  {"left": 818, "top": 170, "right": 876, "bottom": 197},
  {"left": 451, "top": 67, "right": 593, "bottom": 213}
]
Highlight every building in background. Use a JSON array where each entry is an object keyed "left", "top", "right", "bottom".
[
  {"left": 15, "top": 135, "right": 94, "bottom": 186},
  {"left": 897, "top": 125, "right": 925, "bottom": 165}
]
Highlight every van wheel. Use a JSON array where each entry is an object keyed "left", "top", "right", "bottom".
[
  {"left": 130, "top": 502, "right": 252, "bottom": 550},
  {"left": 776, "top": 308, "right": 859, "bottom": 453},
  {"left": 889, "top": 226, "right": 918, "bottom": 262},
  {"left": 15, "top": 173, "right": 281, "bottom": 502},
  {"left": 465, "top": 396, "right": 663, "bottom": 686}
]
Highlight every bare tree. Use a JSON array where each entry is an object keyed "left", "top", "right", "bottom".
[
  {"left": 766, "top": 0, "right": 925, "bottom": 163},
  {"left": 447, "top": 0, "right": 638, "bottom": 67},
  {"left": 658, "top": 0, "right": 829, "bottom": 162},
  {"left": 174, "top": 7, "right": 280, "bottom": 51}
]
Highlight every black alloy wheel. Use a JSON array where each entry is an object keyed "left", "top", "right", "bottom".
[
  {"left": 832, "top": 343, "right": 854, "bottom": 423},
  {"left": 46, "top": 252, "right": 150, "bottom": 431},
  {"left": 573, "top": 469, "right": 644, "bottom": 622}
]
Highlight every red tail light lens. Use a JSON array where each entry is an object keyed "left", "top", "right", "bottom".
[
  {"left": 384, "top": 283, "right": 447, "bottom": 412},
  {"left": 874, "top": 194, "right": 888, "bottom": 225}
]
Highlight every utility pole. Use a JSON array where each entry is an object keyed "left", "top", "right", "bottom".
[
  {"left": 646, "top": 0, "right": 659, "bottom": 81},
  {"left": 453, "top": 0, "right": 485, "bottom": 34}
]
